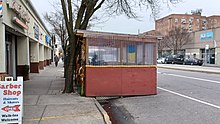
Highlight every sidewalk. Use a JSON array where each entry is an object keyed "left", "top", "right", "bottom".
[
  {"left": 157, "top": 64, "right": 220, "bottom": 74},
  {"left": 23, "top": 62, "right": 111, "bottom": 124}
]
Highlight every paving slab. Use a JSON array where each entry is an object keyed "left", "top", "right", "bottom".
[
  {"left": 37, "top": 94, "right": 94, "bottom": 105},
  {"left": 49, "top": 80, "right": 64, "bottom": 90},
  {"left": 24, "top": 88, "right": 49, "bottom": 95},
  {"left": 23, "top": 105, "right": 46, "bottom": 119},
  {"left": 47, "top": 90, "right": 62, "bottom": 95},
  {"left": 42, "top": 104, "right": 102, "bottom": 118},
  {"left": 39, "top": 116, "right": 104, "bottom": 124},
  {"left": 24, "top": 95, "right": 40, "bottom": 105},
  {"left": 23, "top": 120, "right": 39, "bottom": 124}
]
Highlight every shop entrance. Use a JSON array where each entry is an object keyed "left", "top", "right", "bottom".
[
  {"left": 201, "top": 48, "right": 215, "bottom": 64},
  {"left": 5, "top": 32, "right": 16, "bottom": 78}
]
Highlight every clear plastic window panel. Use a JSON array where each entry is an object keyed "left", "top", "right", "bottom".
[
  {"left": 145, "top": 43, "right": 155, "bottom": 65},
  {"left": 88, "top": 37, "right": 120, "bottom": 65},
  {"left": 87, "top": 37, "right": 155, "bottom": 66}
]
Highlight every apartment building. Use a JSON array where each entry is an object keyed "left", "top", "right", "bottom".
[
  {"left": 152, "top": 13, "right": 220, "bottom": 66},
  {"left": 0, "top": 0, "right": 54, "bottom": 80},
  {"left": 155, "top": 13, "right": 220, "bottom": 36}
]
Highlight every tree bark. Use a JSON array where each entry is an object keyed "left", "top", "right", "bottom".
[{"left": 63, "top": 35, "right": 76, "bottom": 93}]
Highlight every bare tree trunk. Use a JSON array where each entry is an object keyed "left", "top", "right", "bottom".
[
  {"left": 63, "top": 48, "right": 67, "bottom": 78},
  {"left": 63, "top": 35, "right": 76, "bottom": 93}
]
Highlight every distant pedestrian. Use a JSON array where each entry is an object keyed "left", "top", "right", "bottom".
[{"left": 54, "top": 54, "right": 59, "bottom": 67}]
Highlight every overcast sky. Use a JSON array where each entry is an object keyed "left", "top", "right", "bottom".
[{"left": 31, "top": 0, "right": 220, "bottom": 34}]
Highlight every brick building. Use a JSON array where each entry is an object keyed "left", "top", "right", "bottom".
[
  {"left": 150, "top": 13, "right": 220, "bottom": 66},
  {"left": 155, "top": 13, "right": 220, "bottom": 36}
]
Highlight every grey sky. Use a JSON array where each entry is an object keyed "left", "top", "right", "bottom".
[{"left": 31, "top": 0, "right": 220, "bottom": 34}]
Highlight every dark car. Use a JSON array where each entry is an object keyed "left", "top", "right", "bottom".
[
  {"left": 174, "top": 55, "right": 185, "bottom": 64},
  {"left": 165, "top": 55, "right": 184, "bottom": 64},
  {"left": 183, "top": 58, "right": 203, "bottom": 66},
  {"left": 164, "top": 55, "right": 176, "bottom": 64}
]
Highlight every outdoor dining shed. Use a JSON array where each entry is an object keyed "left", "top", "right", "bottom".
[{"left": 76, "top": 30, "right": 158, "bottom": 97}]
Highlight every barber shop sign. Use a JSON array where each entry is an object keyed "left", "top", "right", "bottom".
[{"left": 0, "top": 77, "right": 23, "bottom": 124}]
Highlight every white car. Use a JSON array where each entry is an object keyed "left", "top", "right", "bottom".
[{"left": 157, "top": 57, "right": 166, "bottom": 64}]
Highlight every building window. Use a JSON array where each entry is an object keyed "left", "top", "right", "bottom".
[
  {"left": 181, "top": 18, "right": 186, "bottom": 23},
  {"left": 181, "top": 24, "right": 185, "bottom": 29},
  {"left": 175, "top": 18, "right": 178, "bottom": 23},
  {"left": 203, "top": 20, "right": 207, "bottom": 24},
  {"left": 189, "top": 18, "right": 193, "bottom": 23},
  {"left": 188, "top": 24, "right": 192, "bottom": 28}
]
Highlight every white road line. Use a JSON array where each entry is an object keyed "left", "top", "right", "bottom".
[
  {"left": 158, "top": 87, "right": 220, "bottom": 109},
  {"left": 157, "top": 72, "right": 220, "bottom": 84}
]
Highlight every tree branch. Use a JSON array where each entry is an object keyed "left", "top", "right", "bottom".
[
  {"left": 61, "top": 0, "right": 71, "bottom": 34},
  {"left": 68, "top": 0, "right": 74, "bottom": 33},
  {"left": 75, "top": 0, "right": 87, "bottom": 29},
  {"left": 94, "top": 0, "right": 105, "bottom": 12}
]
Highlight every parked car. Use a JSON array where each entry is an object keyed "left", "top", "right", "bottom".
[
  {"left": 174, "top": 55, "right": 185, "bottom": 64},
  {"left": 183, "top": 58, "right": 203, "bottom": 66},
  {"left": 157, "top": 57, "right": 166, "bottom": 64},
  {"left": 165, "top": 55, "right": 184, "bottom": 64},
  {"left": 164, "top": 55, "right": 176, "bottom": 64}
]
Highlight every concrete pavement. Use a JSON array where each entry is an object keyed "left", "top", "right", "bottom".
[
  {"left": 157, "top": 64, "right": 220, "bottom": 74},
  {"left": 23, "top": 62, "right": 111, "bottom": 124}
]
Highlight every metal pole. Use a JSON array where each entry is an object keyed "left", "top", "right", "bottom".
[{"left": 204, "top": 49, "right": 207, "bottom": 65}]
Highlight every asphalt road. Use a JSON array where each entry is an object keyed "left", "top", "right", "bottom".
[{"left": 111, "top": 68, "right": 220, "bottom": 124}]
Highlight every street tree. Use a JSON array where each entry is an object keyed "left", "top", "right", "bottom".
[
  {"left": 60, "top": 0, "right": 180, "bottom": 93},
  {"left": 163, "top": 27, "right": 192, "bottom": 55},
  {"left": 158, "top": 38, "right": 167, "bottom": 57}
]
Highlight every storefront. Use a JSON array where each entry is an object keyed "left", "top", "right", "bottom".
[
  {"left": 0, "top": 0, "right": 53, "bottom": 80},
  {"left": 184, "top": 28, "right": 220, "bottom": 66}
]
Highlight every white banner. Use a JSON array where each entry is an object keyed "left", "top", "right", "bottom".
[{"left": 0, "top": 77, "right": 23, "bottom": 124}]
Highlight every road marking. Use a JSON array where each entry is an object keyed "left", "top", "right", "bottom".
[
  {"left": 157, "top": 72, "right": 220, "bottom": 84},
  {"left": 158, "top": 87, "right": 220, "bottom": 109}
]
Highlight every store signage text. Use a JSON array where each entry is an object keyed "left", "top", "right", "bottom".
[
  {"left": 200, "top": 32, "right": 213, "bottom": 40},
  {"left": 13, "top": 17, "right": 29, "bottom": 30},
  {"left": 45, "top": 35, "right": 51, "bottom": 45},
  {"left": 34, "top": 23, "right": 39, "bottom": 40},
  {"left": 0, "top": 77, "right": 23, "bottom": 124},
  {"left": 8, "top": 0, "right": 30, "bottom": 23}
]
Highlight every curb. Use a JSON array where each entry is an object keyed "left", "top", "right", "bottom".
[
  {"left": 157, "top": 66, "right": 220, "bottom": 74},
  {"left": 93, "top": 99, "right": 111, "bottom": 124}
]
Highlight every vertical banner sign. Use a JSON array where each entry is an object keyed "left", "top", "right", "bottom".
[
  {"left": 0, "top": 0, "right": 3, "bottom": 18},
  {"left": 128, "top": 45, "right": 136, "bottom": 63},
  {"left": 0, "top": 77, "right": 23, "bottom": 124}
]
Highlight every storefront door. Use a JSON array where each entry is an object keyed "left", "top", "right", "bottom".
[
  {"left": 201, "top": 48, "right": 215, "bottom": 64},
  {"left": 5, "top": 33, "right": 16, "bottom": 78}
]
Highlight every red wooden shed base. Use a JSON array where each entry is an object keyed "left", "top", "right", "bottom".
[{"left": 85, "top": 65, "right": 157, "bottom": 97}]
